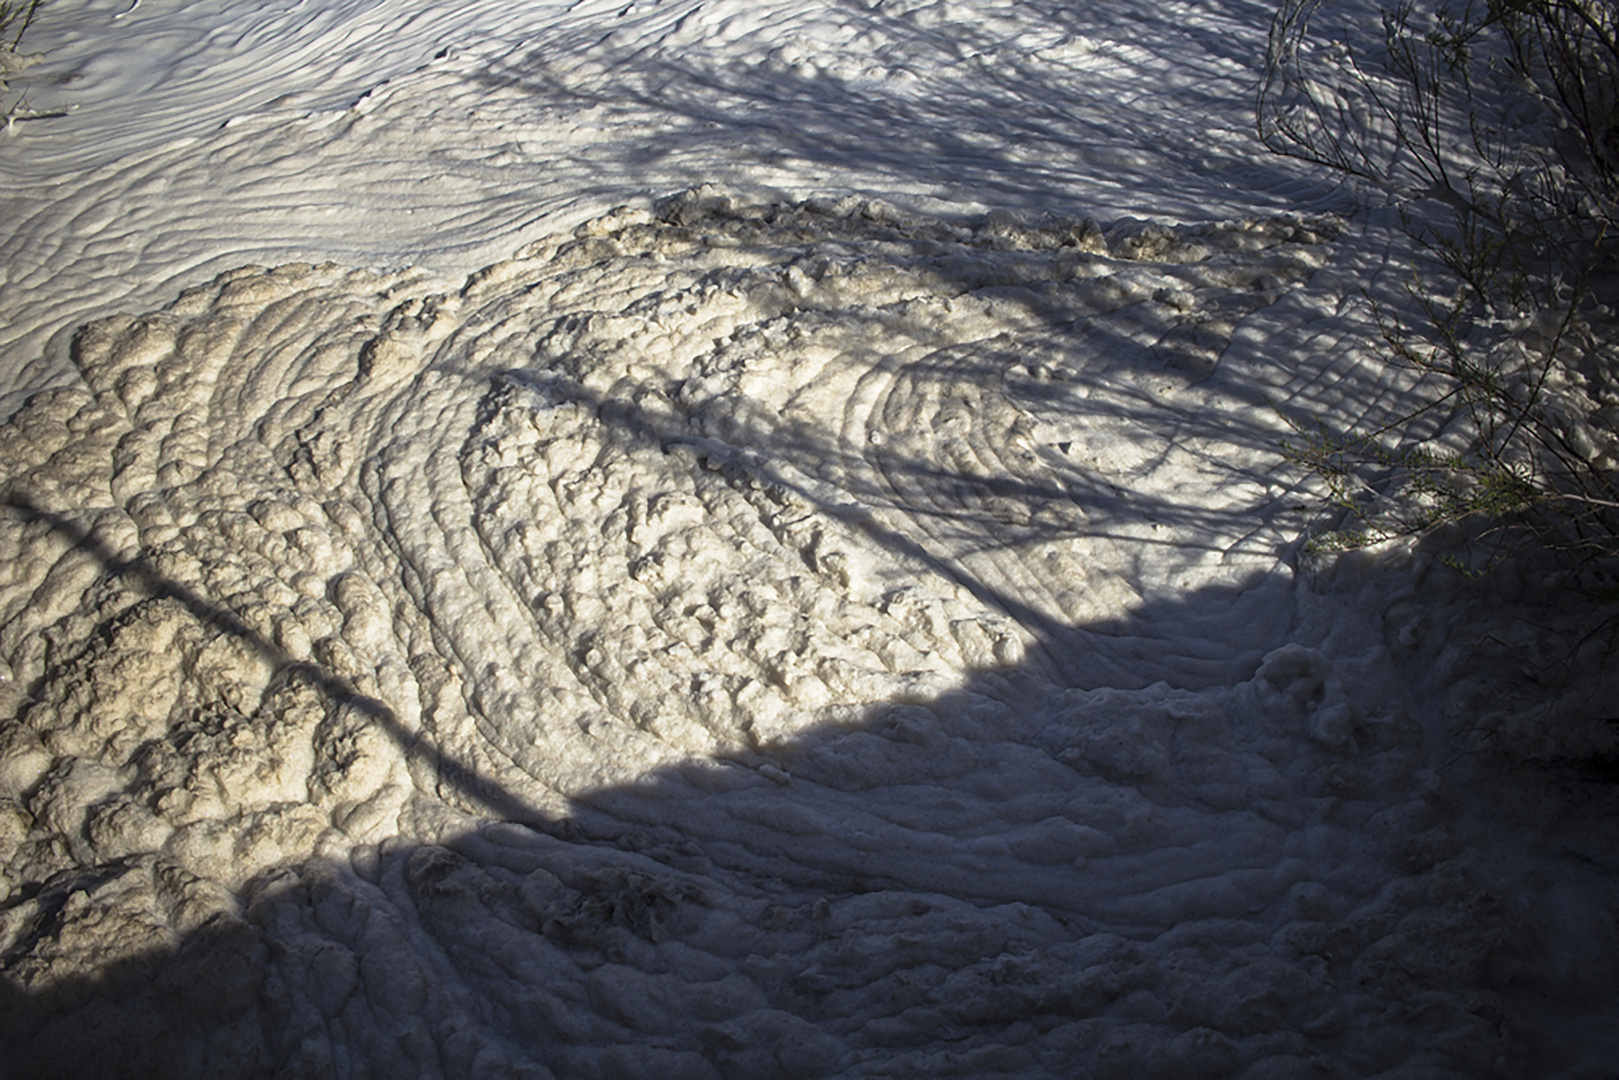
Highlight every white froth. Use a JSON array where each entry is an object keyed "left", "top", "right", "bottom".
[{"left": 0, "top": 1, "right": 1615, "bottom": 1077}]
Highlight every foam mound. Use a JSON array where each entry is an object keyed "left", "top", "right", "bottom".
[{"left": 0, "top": 192, "right": 1597, "bottom": 1077}]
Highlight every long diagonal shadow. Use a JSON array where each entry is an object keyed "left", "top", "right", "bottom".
[
  {"left": 0, "top": 272, "right": 1598, "bottom": 1078},
  {"left": 0, "top": 482, "right": 1566, "bottom": 1079},
  {"left": 1, "top": 491, "right": 548, "bottom": 831},
  {"left": 0, "top": 174, "right": 1559, "bottom": 1074}
]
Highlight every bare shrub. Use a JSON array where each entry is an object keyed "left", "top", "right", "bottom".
[{"left": 1259, "top": 0, "right": 1619, "bottom": 567}]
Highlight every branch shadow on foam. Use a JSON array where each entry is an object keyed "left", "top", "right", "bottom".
[
  {"left": 0, "top": 576, "right": 1328, "bottom": 1079},
  {"left": 0, "top": 452, "right": 1599, "bottom": 1076},
  {"left": 3, "top": 217, "right": 1586, "bottom": 1075},
  {"left": 461, "top": 0, "right": 1345, "bottom": 220},
  {"left": 0, "top": 519, "right": 1592, "bottom": 1079},
  {"left": 0, "top": 359, "right": 1336, "bottom": 1076},
  {"left": 482, "top": 338, "right": 1305, "bottom": 693}
]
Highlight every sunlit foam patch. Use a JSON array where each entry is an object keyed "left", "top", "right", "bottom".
[
  {"left": 31, "top": 192, "right": 1564, "bottom": 1080},
  {"left": 0, "top": 187, "right": 1344, "bottom": 852}
]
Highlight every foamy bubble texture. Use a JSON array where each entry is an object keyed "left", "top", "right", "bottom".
[{"left": 0, "top": 193, "right": 1572, "bottom": 1077}]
